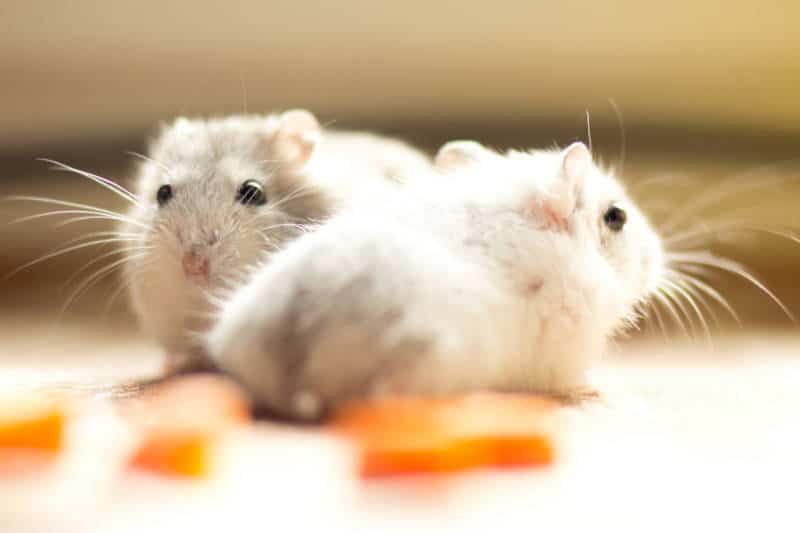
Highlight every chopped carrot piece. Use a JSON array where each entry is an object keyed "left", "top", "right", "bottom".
[
  {"left": 127, "top": 375, "right": 250, "bottom": 478},
  {"left": 332, "top": 393, "right": 557, "bottom": 478},
  {"left": 0, "top": 396, "right": 65, "bottom": 478},
  {"left": 129, "top": 428, "right": 213, "bottom": 478},
  {"left": 0, "top": 398, "right": 64, "bottom": 452}
]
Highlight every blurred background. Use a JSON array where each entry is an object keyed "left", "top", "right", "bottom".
[{"left": 1, "top": 0, "right": 799, "bottom": 334}]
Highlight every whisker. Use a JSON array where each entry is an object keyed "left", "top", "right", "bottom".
[
  {"left": 2, "top": 196, "right": 150, "bottom": 230},
  {"left": 62, "top": 245, "right": 152, "bottom": 291},
  {"left": 585, "top": 110, "right": 593, "bottom": 154},
  {"left": 60, "top": 230, "right": 141, "bottom": 248},
  {"left": 126, "top": 151, "right": 174, "bottom": 180},
  {"left": 659, "top": 173, "right": 800, "bottom": 235},
  {"left": 253, "top": 221, "right": 312, "bottom": 235},
  {"left": 103, "top": 261, "right": 152, "bottom": 313},
  {"left": 60, "top": 254, "right": 146, "bottom": 316},
  {"left": 608, "top": 98, "right": 626, "bottom": 175},
  {"left": 662, "top": 275, "right": 713, "bottom": 343},
  {"left": 652, "top": 289, "right": 691, "bottom": 338},
  {"left": 666, "top": 222, "right": 800, "bottom": 248},
  {"left": 671, "top": 270, "right": 742, "bottom": 327},
  {"left": 3, "top": 237, "right": 146, "bottom": 281},
  {"left": 644, "top": 298, "right": 668, "bottom": 337},
  {"left": 7, "top": 209, "right": 107, "bottom": 227},
  {"left": 631, "top": 173, "right": 696, "bottom": 195},
  {"left": 5, "top": 206, "right": 148, "bottom": 233},
  {"left": 659, "top": 283, "right": 699, "bottom": 338},
  {"left": 678, "top": 279, "right": 721, "bottom": 330},
  {"left": 669, "top": 251, "right": 795, "bottom": 322},
  {"left": 267, "top": 184, "right": 318, "bottom": 211},
  {"left": 53, "top": 214, "right": 146, "bottom": 230},
  {"left": 37, "top": 158, "right": 142, "bottom": 207}
]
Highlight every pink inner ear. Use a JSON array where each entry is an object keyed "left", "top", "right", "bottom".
[
  {"left": 280, "top": 109, "right": 320, "bottom": 138},
  {"left": 273, "top": 110, "right": 321, "bottom": 168},
  {"left": 562, "top": 142, "right": 592, "bottom": 183}
]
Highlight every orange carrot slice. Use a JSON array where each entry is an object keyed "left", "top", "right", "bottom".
[
  {"left": 333, "top": 393, "right": 557, "bottom": 478},
  {"left": 0, "top": 396, "right": 65, "bottom": 477},
  {"left": 129, "top": 428, "right": 214, "bottom": 478},
  {"left": 128, "top": 375, "right": 250, "bottom": 478},
  {"left": 0, "top": 397, "right": 64, "bottom": 452}
]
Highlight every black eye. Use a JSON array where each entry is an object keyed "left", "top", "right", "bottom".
[
  {"left": 156, "top": 184, "right": 173, "bottom": 207},
  {"left": 236, "top": 180, "right": 266, "bottom": 206},
  {"left": 603, "top": 204, "right": 627, "bottom": 231}
]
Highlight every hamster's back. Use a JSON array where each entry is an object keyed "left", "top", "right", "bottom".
[
  {"left": 208, "top": 211, "right": 507, "bottom": 418},
  {"left": 320, "top": 130, "right": 432, "bottom": 182}
]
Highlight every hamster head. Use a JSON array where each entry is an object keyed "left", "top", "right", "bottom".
[
  {"left": 122, "top": 110, "right": 331, "bottom": 352},
  {"left": 436, "top": 140, "right": 665, "bottom": 332}
]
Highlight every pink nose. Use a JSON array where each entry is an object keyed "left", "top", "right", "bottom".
[{"left": 182, "top": 252, "right": 210, "bottom": 280}]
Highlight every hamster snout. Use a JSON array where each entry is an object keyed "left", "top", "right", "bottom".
[
  {"left": 177, "top": 229, "right": 222, "bottom": 284},
  {"left": 181, "top": 247, "right": 211, "bottom": 283}
]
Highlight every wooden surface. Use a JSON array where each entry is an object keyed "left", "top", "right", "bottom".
[{"left": 1, "top": 313, "right": 799, "bottom": 532}]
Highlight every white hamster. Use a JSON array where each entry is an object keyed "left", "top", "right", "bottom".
[
  {"left": 205, "top": 140, "right": 665, "bottom": 420},
  {"left": 120, "top": 110, "right": 432, "bottom": 372}
]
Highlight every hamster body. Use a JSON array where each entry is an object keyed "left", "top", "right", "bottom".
[
  {"left": 121, "top": 111, "right": 431, "bottom": 370},
  {"left": 206, "top": 141, "right": 665, "bottom": 419}
]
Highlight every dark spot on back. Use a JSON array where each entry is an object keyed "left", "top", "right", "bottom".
[{"left": 524, "top": 278, "right": 544, "bottom": 296}]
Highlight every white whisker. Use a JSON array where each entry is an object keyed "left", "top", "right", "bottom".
[
  {"left": 60, "top": 230, "right": 141, "bottom": 248},
  {"left": 60, "top": 253, "right": 146, "bottom": 316},
  {"left": 652, "top": 289, "right": 691, "bottom": 338},
  {"left": 667, "top": 222, "right": 800, "bottom": 248},
  {"left": 37, "top": 158, "right": 142, "bottom": 207},
  {"left": 268, "top": 184, "right": 318, "bottom": 211},
  {"left": 126, "top": 151, "right": 174, "bottom": 180},
  {"left": 3, "top": 196, "right": 150, "bottom": 230},
  {"left": 669, "top": 251, "right": 795, "bottom": 322},
  {"left": 659, "top": 173, "right": 799, "bottom": 235},
  {"left": 662, "top": 276, "right": 712, "bottom": 343},
  {"left": 644, "top": 298, "right": 668, "bottom": 337},
  {"left": 3, "top": 237, "right": 146, "bottom": 280},
  {"left": 670, "top": 269, "right": 742, "bottom": 327},
  {"left": 62, "top": 245, "right": 151, "bottom": 290}
]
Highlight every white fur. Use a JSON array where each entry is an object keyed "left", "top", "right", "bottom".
[
  {"left": 120, "top": 113, "right": 432, "bottom": 365},
  {"left": 207, "top": 143, "right": 665, "bottom": 418}
]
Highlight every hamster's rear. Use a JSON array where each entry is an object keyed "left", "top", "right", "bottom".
[{"left": 205, "top": 213, "right": 505, "bottom": 419}]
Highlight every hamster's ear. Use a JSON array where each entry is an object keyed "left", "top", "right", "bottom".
[
  {"left": 270, "top": 109, "right": 321, "bottom": 171},
  {"left": 546, "top": 142, "right": 592, "bottom": 220},
  {"left": 434, "top": 140, "right": 491, "bottom": 171}
]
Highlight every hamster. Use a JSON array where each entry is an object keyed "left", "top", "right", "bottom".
[
  {"left": 205, "top": 139, "right": 665, "bottom": 420},
  {"left": 120, "top": 110, "right": 432, "bottom": 372}
]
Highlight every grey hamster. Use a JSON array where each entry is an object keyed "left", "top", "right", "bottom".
[{"left": 120, "top": 110, "right": 432, "bottom": 372}]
